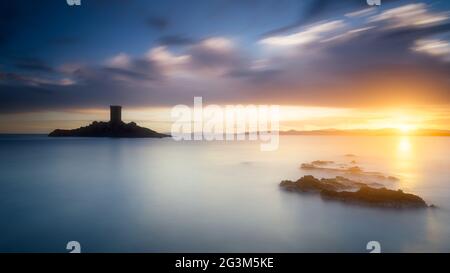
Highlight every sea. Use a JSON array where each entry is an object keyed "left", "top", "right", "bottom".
[{"left": 0, "top": 135, "right": 449, "bottom": 252}]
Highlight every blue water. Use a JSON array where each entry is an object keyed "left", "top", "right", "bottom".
[{"left": 0, "top": 135, "right": 449, "bottom": 252}]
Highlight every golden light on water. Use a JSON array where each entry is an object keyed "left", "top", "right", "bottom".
[
  {"left": 398, "top": 137, "right": 412, "bottom": 153},
  {"left": 395, "top": 136, "right": 418, "bottom": 190}
]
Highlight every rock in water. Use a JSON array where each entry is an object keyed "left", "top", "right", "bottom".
[
  {"left": 49, "top": 105, "right": 170, "bottom": 138},
  {"left": 280, "top": 175, "right": 351, "bottom": 193},
  {"left": 49, "top": 121, "right": 169, "bottom": 138},
  {"left": 320, "top": 186, "right": 427, "bottom": 208},
  {"left": 280, "top": 175, "right": 428, "bottom": 209}
]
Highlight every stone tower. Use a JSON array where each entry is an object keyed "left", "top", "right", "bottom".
[{"left": 110, "top": 105, "right": 122, "bottom": 125}]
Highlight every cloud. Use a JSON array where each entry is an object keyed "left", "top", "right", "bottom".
[
  {"left": 146, "top": 46, "right": 191, "bottom": 75},
  {"left": 106, "top": 53, "right": 132, "bottom": 69},
  {"left": 14, "top": 58, "right": 54, "bottom": 72},
  {"left": 157, "top": 35, "right": 197, "bottom": 46},
  {"left": 369, "top": 3, "right": 449, "bottom": 29},
  {"left": 260, "top": 20, "right": 345, "bottom": 47},
  {"left": 345, "top": 7, "right": 377, "bottom": 18},
  {"left": 1, "top": 1, "right": 450, "bottom": 115},
  {"left": 413, "top": 39, "right": 450, "bottom": 62},
  {"left": 101, "top": 53, "right": 163, "bottom": 82},
  {"left": 146, "top": 16, "right": 169, "bottom": 30},
  {"left": 0, "top": 71, "right": 75, "bottom": 87},
  {"left": 187, "top": 37, "right": 246, "bottom": 74},
  {"left": 261, "top": 0, "right": 372, "bottom": 37},
  {"left": 237, "top": 3, "right": 450, "bottom": 107},
  {"left": 104, "top": 47, "right": 193, "bottom": 81}
]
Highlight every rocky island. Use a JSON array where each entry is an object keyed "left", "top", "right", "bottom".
[
  {"left": 280, "top": 175, "right": 428, "bottom": 209},
  {"left": 300, "top": 159, "right": 399, "bottom": 181},
  {"left": 49, "top": 106, "right": 170, "bottom": 138}
]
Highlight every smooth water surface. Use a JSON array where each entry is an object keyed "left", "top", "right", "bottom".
[{"left": 0, "top": 135, "right": 449, "bottom": 252}]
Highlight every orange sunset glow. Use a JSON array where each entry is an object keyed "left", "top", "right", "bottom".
[{"left": 2, "top": 0, "right": 450, "bottom": 256}]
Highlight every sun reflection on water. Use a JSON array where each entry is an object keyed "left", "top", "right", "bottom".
[
  {"left": 395, "top": 136, "right": 418, "bottom": 190},
  {"left": 398, "top": 137, "right": 412, "bottom": 153}
]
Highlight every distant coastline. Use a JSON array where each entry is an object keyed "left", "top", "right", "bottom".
[{"left": 278, "top": 128, "right": 450, "bottom": 137}]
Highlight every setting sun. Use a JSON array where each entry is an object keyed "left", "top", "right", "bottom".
[{"left": 398, "top": 124, "right": 415, "bottom": 133}]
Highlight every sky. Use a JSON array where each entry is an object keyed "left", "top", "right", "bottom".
[{"left": 0, "top": 0, "right": 450, "bottom": 133}]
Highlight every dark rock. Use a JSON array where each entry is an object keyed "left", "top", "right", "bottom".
[
  {"left": 311, "top": 160, "right": 334, "bottom": 165},
  {"left": 320, "top": 186, "right": 427, "bottom": 208},
  {"left": 346, "top": 166, "right": 363, "bottom": 173},
  {"left": 280, "top": 175, "right": 428, "bottom": 209},
  {"left": 300, "top": 163, "right": 316, "bottom": 169},
  {"left": 387, "top": 176, "right": 399, "bottom": 181},
  {"left": 280, "top": 175, "right": 357, "bottom": 193}
]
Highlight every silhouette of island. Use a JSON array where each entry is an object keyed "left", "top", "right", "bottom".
[{"left": 49, "top": 106, "right": 170, "bottom": 138}]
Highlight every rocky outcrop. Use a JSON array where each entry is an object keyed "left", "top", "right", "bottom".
[
  {"left": 320, "top": 186, "right": 427, "bottom": 208},
  {"left": 49, "top": 121, "right": 170, "bottom": 138},
  {"left": 280, "top": 175, "right": 428, "bottom": 209},
  {"left": 280, "top": 175, "right": 361, "bottom": 192},
  {"left": 311, "top": 160, "right": 334, "bottom": 165},
  {"left": 300, "top": 160, "right": 399, "bottom": 181}
]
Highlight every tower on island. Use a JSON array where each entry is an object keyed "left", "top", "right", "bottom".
[
  {"left": 49, "top": 105, "right": 169, "bottom": 138},
  {"left": 110, "top": 105, "right": 122, "bottom": 125}
]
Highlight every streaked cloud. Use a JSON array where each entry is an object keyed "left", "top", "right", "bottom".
[
  {"left": 0, "top": 71, "right": 75, "bottom": 87},
  {"left": 369, "top": 3, "right": 449, "bottom": 28},
  {"left": 413, "top": 39, "right": 450, "bottom": 61},
  {"left": 345, "top": 7, "right": 376, "bottom": 18},
  {"left": 260, "top": 20, "right": 345, "bottom": 47}
]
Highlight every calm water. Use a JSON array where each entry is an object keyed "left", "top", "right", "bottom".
[{"left": 0, "top": 135, "right": 449, "bottom": 252}]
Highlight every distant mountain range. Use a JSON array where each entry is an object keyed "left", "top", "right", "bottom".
[{"left": 279, "top": 128, "right": 450, "bottom": 136}]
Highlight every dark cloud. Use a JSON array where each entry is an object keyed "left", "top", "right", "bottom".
[
  {"left": 0, "top": 71, "right": 57, "bottom": 87},
  {"left": 15, "top": 58, "right": 54, "bottom": 72},
  {"left": 0, "top": 68, "right": 159, "bottom": 114},
  {"left": 102, "top": 58, "right": 160, "bottom": 82},
  {"left": 383, "top": 22, "right": 450, "bottom": 39},
  {"left": 146, "top": 16, "right": 169, "bottom": 30},
  {"left": 0, "top": 52, "right": 166, "bottom": 113},
  {"left": 0, "top": 71, "right": 26, "bottom": 83},
  {"left": 157, "top": 35, "right": 197, "bottom": 46},
  {"left": 227, "top": 68, "right": 282, "bottom": 80},
  {"left": 73, "top": 53, "right": 164, "bottom": 83}
]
